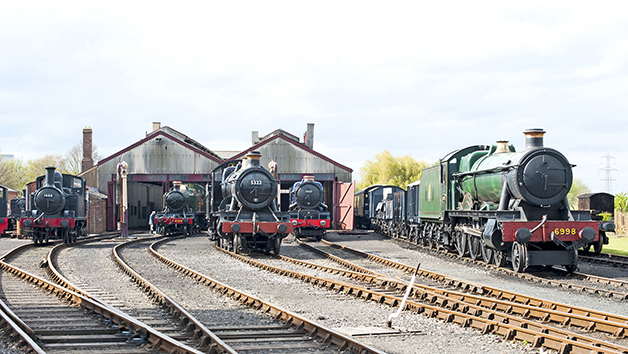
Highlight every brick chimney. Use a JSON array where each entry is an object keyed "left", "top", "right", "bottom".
[
  {"left": 152, "top": 122, "right": 161, "bottom": 132},
  {"left": 82, "top": 127, "right": 94, "bottom": 172},
  {"left": 304, "top": 123, "right": 314, "bottom": 149}
]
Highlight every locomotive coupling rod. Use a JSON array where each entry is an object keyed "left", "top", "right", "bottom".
[{"left": 387, "top": 261, "right": 421, "bottom": 328}]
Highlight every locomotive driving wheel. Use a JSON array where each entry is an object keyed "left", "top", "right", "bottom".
[
  {"left": 565, "top": 246, "right": 578, "bottom": 273},
  {"left": 493, "top": 250, "right": 507, "bottom": 267},
  {"left": 455, "top": 231, "right": 467, "bottom": 257},
  {"left": 467, "top": 234, "right": 480, "bottom": 260},
  {"left": 273, "top": 237, "right": 281, "bottom": 255},
  {"left": 233, "top": 235, "right": 242, "bottom": 254},
  {"left": 511, "top": 242, "right": 528, "bottom": 273},
  {"left": 480, "top": 240, "right": 494, "bottom": 264}
]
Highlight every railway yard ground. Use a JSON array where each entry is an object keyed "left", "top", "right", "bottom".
[{"left": 1, "top": 231, "right": 628, "bottom": 353}]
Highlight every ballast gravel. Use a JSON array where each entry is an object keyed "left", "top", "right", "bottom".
[{"left": 156, "top": 234, "right": 542, "bottom": 354}]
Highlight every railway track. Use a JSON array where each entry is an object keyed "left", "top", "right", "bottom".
[
  {"left": 579, "top": 250, "right": 628, "bottom": 268},
  {"left": 0, "top": 244, "right": 205, "bottom": 353},
  {"left": 210, "top": 237, "right": 628, "bottom": 354},
  {"left": 147, "top": 236, "right": 387, "bottom": 354},
  {"left": 383, "top": 232, "right": 628, "bottom": 300}
]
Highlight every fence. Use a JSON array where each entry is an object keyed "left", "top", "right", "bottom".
[{"left": 614, "top": 212, "right": 628, "bottom": 237}]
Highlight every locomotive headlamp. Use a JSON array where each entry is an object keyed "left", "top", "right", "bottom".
[
  {"left": 515, "top": 228, "right": 532, "bottom": 244},
  {"left": 320, "top": 220, "right": 327, "bottom": 227},
  {"left": 231, "top": 223, "right": 241, "bottom": 233},
  {"left": 23, "top": 219, "right": 32, "bottom": 227},
  {"left": 277, "top": 223, "right": 288, "bottom": 233},
  {"left": 60, "top": 220, "right": 69, "bottom": 228},
  {"left": 579, "top": 227, "right": 596, "bottom": 243}
]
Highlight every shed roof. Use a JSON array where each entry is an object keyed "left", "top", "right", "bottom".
[
  {"left": 230, "top": 132, "right": 352, "bottom": 173},
  {"left": 99, "top": 127, "right": 223, "bottom": 166}
]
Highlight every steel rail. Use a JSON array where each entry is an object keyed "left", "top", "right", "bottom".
[
  {"left": 289, "top": 242, "right": 628, "bottom": 338},
  {"left": 216, "top": 245, "right": 628, "bottom": 354},
  {"left": 579, "top": 251, "right": 628, "bottom": 268},
  {"left": 0, "top": 258, "right": 205, "bottom": 354},
  {"left": 113, "top": 235, "right": 237, "bottom": 354},
  {"left": 325, "top": 237, "right": 628, "bottom": 322},
  {"left": 0, "top": 297, "right": 46, "bottom": 354},
  {"left": 386, "top": 231, "right": 628, "bottom": 299},
  {"left": 149, "top": 237, "right": 387, "bottom": 354}
]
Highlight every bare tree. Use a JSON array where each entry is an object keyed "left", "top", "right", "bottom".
[{"left": 60, "top": 140, "right": 101, "bottom": 175}]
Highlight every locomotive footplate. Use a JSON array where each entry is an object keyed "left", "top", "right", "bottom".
[
  {"left": 221, "top": 221, "right": 293, "bottom": 234},
  {"left": 501, "top": 221, "right": 599, "bottom": 243}
]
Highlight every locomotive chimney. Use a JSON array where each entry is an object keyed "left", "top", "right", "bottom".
[
  {"left": 495, "top": 141, "right": 509, "bottom": 154},
  {"left": 45, "top": 166, "right": 56, "bottom": 187},
  {"left": 173, "top": 181, "right": 181, "bottom": 190},
  {"left": 305, "top": 123, "right": 314, "bottom": 149},
  {"left": 524, "top": 128, "right": 546, "bottom": 150},
  {"left": 82, "top": 126, "right": 93, "bottom": 172},
  {"left": 247, "top": 151, "right": 262, "bottom": 167}
]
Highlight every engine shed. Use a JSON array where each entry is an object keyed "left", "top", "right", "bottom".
[
  {"left": 80, "top": 122, "right": 353, "bottom": 232},
  {"left": 222, "top": 124, "right": 354, "bottom": 230},
  {"left": 80, "top": 123, "right": 222, "bottom": 231}
]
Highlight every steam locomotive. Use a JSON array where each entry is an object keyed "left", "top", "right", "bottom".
[
  {"left": 360, "top": 129, "right": 608, "bottom": 273},
  {"left": 0, "top": 185, "right": 19, "bottom": 237},
  {"left": 288, "top": 176, "right": 330, "bottom": 241},
  {"left": 154, "top": 181, "right": 207, "bottom": 236},
  {"left": 207, "top": 151, "right": 292, "bottom": 254},
  {"left": 20, "top": 167, "right": 87, "bottom": 244}
]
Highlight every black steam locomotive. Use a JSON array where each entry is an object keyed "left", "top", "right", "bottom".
[
  {"left": 207, "top": 151, "right": 292, "bottom": 254},
  {"left": 288, "top": 176, "right": 330, "bottom": 241},
  {"left": 0, "top": 185, "right": 19, "bottom": 237},
  {"left": 154, "top": 181, "right": 207, "bottom": 236},
  {"left": 359, "top": 129, "right": 609, "bottom": 273},
  {"left": 20, "top": 167, "right": 87, "bottom": 244}
]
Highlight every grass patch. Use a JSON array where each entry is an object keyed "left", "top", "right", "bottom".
[{"left": 603, "top": 235, "right": 628, "bottom": 256}]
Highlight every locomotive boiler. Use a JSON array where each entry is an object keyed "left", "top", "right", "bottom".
[
  {"left": 207, "top": 151, "right": 292, "bottom": 254},
  {"left": 20, "top": 167, "right": 87, "bottom": 244},
  {"left": 288, "top": 176, "right": 330, "bottom": 241}
]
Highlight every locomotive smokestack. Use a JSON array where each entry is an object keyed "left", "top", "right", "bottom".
[
  {"left": 524, "top": 128, "right": 546, "bottom": 150},
  {"left": 82, "top": 126, "right": 93, "bottom": 172},
  {"left": 247, "top": 151, "right": 262, "bottom": 167},
  {"left": 45, "top": 167, "right": 56, "bottom": 187},
  {"left": 173, "top": 181, "right": 181, "bottom": 190}
]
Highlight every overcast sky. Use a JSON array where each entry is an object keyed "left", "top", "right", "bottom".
[{"left": 1, "top": 1, "right": 627, "bottom": 193}]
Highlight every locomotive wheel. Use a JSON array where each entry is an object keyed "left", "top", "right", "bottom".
[
  {"left": 62, "top": 229, "right": 69, "bottom": 244},
  {"left": 511, "top": 242, "right": 528, "bottom": 273},
  {"left": 274, "top": 237, "right": 281, "bottom": 255},
  {"left": 494, "top": 251, "right": 507, "bottom": 267},
  {"left": 468, "top": 234, "right": 480, "bottom": 260},
  {"left": 455, "top": 231, "right": 467, "bottom": 257},
  {"left": 565, "top": 246, "right": 578, "bottom": 273},
  {"left": 593, "top": 237, "right": 604, "bottom": 254},
  {"left": 480, "top": 240, "right": 494, "bottom": 264}
]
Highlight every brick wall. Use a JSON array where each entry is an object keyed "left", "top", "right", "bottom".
[{"left": 87, "top": 191, "right": 107, "bottom": 235}]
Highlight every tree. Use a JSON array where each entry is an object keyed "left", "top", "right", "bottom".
[
  {"left": 0, "top": 151, "right": 27, "bottom": 191},
  {"left": 59, "top": 140, "right": 101, "bottom": 175},
  {"left": 567, "top": 178, "right": 591, "bottom": 209},
  {"left": 23, "top": 155, "right": 66, "bottom": 183},
  {"left": 616, "top": 192, "right": 628, "bottom": 212},
  {"left": 358, "top": 150, "right": 428, "bottom": 191}
]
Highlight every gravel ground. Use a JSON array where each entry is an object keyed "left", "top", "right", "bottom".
[{"left": 157, "top": 234, "right": 541, "bottom": 354}]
